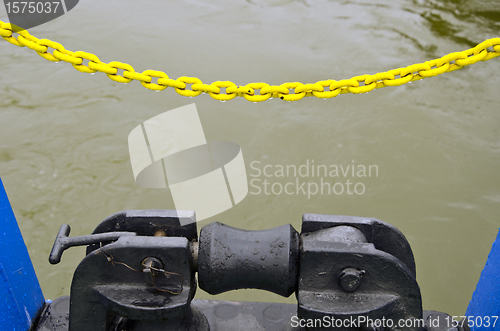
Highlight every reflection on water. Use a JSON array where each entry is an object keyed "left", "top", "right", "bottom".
[
  {"left": 414, "top": 0, "right": 500, "bottom": 47},
  {"left": 0, "top": 0, "right": 499, "bottom": 317}
]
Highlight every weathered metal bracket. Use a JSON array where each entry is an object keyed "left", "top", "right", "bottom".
[{"left": 39, "top": 211, "right": 462, "bottom": 331}]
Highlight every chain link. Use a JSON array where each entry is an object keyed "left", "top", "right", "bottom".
[{"left": 1, "top": 20, "right": 499, "bottom": 102}]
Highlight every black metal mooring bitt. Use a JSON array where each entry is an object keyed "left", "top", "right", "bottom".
[
  {"left": 298, "top": 214, "right": 422, "bottom": 330},
  {"left": 42, "top": 210, "right": 451, "bottom": 331}
]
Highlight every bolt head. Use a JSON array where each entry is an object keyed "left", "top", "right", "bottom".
[{"left": 339, "top": 268, "right": 364, "bottom": 292}]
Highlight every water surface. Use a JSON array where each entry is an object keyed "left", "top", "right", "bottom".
[{"left": 0, "top": 0, "right": 499, "bottom": 316}]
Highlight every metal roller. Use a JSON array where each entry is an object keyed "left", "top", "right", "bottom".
[{"left": 198, "top": 222, "right": 299, "bottom": 297}]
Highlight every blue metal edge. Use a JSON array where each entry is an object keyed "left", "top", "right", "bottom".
[
  {"left": 466, "top": 228, "right": 500, "bottom": 330},
  {"left": 0, "top": 178, "right": 45, "bottom": 330}
]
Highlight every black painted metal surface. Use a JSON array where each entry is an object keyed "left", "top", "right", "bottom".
[
  {"left": 37, "top": 211, "right": 463, "bottom": 331},
  {"left": 36, "top": 297, "right": 463, "bottom": 331}
]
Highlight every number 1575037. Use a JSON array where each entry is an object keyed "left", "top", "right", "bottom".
[{"left": 6, "top": 1, "right": 61, "bottom": 14}]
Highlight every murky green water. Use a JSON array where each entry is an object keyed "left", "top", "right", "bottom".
[{"left": 1, "top": 0, "right": 499, "bottom": 317}]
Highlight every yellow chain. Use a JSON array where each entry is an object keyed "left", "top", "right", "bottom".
[{"left": 1, "top": 20, "right": 499, "bottom": 102}]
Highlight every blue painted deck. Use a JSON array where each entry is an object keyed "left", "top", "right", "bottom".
[
  {"left": 466, "top": 228, "right": 500, "bottom": 330},
  {"left": 0, "top": 178, "right": 44, "bottom": 331}
]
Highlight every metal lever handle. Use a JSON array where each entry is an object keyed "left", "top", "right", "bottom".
[{"left": 49, "top": 224, "right": 137, "bottom": 264}]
